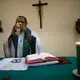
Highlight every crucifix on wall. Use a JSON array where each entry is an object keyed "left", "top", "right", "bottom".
[{"left": 32, "top": 0, "right": 48, "bottom": 29}]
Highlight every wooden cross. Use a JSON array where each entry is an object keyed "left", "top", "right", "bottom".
[{"left": 32, "top": 0, "right": 48, "bottom": 29}]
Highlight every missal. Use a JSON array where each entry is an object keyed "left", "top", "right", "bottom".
[{"left": 25, "top": 52, "right": 59, "bottom": 64}]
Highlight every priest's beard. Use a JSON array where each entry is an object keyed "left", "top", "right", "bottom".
[{"left": 15, "top": 28, "right": 23, "bottom": 36}]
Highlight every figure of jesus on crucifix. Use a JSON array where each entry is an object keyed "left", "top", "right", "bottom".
[{"left": 32, "top": 0, "right": 48, "bottom": 29}]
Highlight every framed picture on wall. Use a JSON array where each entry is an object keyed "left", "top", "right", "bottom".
[
  {"left": 76, "top": 19, "right": 80, "bottom": 34},
  {"left": 0, "top": 20, "right": 3, "bottom": 32}
]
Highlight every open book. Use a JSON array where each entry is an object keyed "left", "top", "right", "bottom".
[{"left": 25, "top": 52, "right": 59, "bottom": 64}]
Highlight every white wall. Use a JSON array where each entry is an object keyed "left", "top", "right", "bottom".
[{"left": 0, "top": 0, "right": 80, "bottom": 57}]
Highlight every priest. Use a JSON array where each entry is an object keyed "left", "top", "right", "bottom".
[{"left": 3, "top": 16, "right": 40, "bottom": 57}]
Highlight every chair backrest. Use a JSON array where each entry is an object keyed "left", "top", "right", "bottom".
[{"left": 27, "top": 28, "right": 31, "bottom": 34}]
